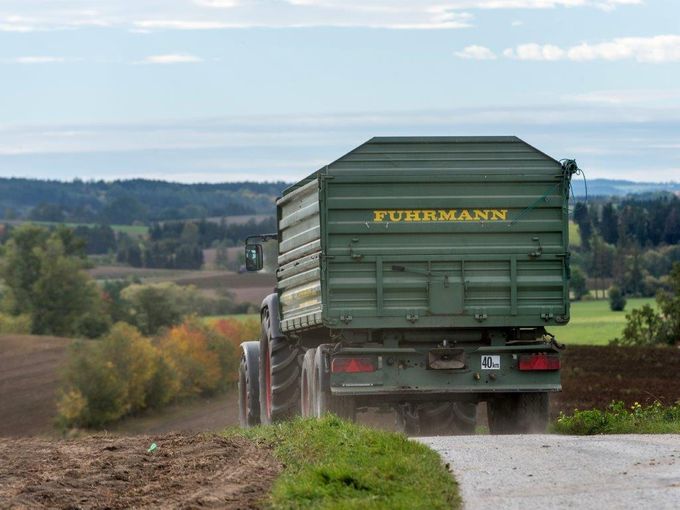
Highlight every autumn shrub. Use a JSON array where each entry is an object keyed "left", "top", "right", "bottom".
[
  {"left": 213, "top": 316, "right": 261, "bottom": 348},
  {"left": 57, "top": 319, "right": 241, "bottom": 429},
  {"left": 158, "top": 319, "right": 224, "bottom": 397},
  {"left": 57, "top": 323, "right": 159, "bottom": 428}
]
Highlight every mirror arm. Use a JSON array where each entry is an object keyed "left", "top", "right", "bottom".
[{"left": 246, "top": 233, "right": 278, "bottom": 244}]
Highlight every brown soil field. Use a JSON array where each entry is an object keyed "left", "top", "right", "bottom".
[
  {"left": 0, "top": 434, "right": 279, "bottom": 509},
  {"left": 87, "top": 266, "right": 275, "bottom": 304},
  {"left": 552, "top": 345, "right": 680, "bottom": 417},
  {"left": 0, "top": 335, "right": 73, "bottom": 437}
]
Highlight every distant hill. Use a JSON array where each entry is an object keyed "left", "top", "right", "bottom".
[
  {"left": 2, "top": 177, "right": 679, "bottom": 225},
  {"left": 0, "top": 178, "right": 288, "bottom": 224},
  {"left": 572, "top": 179, "right": 680, "bottom": 198}
]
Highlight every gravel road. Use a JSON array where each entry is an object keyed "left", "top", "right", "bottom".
[{"left": 420, "top": 434, "right": 680, "bottom": 510}]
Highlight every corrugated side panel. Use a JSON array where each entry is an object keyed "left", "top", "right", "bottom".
[
  {"left": 276, "top": 179, "right": 323, "bottom": 332},
  {"left": 323, "top": 138, "right": 570, "bottom": 329}
]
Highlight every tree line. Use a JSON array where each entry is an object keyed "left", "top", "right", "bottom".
[
  {"left": 570, "top": 194, "right": 680, "bottom": 300},
  {"left": 0, "top": 177, "right": 287, "bottom": 224}
]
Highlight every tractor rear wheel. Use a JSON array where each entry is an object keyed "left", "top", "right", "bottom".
[
  {"left": 300, "top": 348, "right": 316, "bottom": 418},
  {"left": 312, "top": 345, "right": 356, "bottom": 420},
  {"left": 238, "top": 341, "right": 260, "bottom": 428},
  {"left": 258, "top": 308, "right": 302, "bottom": 424}
]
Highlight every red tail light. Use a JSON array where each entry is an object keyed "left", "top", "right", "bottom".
[
  {"left": 331, "top": 357, "right": 377, "bottom": 373},
  {"left": 519, "top": 353, "right": 560, "bottom": 371}
]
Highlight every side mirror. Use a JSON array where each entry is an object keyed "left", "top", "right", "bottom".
[{"left": 245, "top": 244, "right": 263, "bottom": 271}]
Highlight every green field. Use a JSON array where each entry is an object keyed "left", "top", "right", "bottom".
[
  {"left": 555, "top": 297, "right": 656, "bottom": 345},
  {"left": 568, "top": 221, "right": 581, "bottom": 247},
  {"left": 209, "top": 299, "right": 652, "bottom": 346},
  {"left": 7, "top": 220, "right": 148, "bottom": 237}
]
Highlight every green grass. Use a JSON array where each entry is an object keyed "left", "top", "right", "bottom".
[
  {"left": 568, "top": 221, "right": 581, "bottom": 248},
  {"left": 557, "top": 297, "right": 656, "bottom": 345},
  {"left": 10, "top": 220, "right": 149, "bottom": 237},
  {"left": 552, "top": 401, "right": 680, "bottom": 435},
  {"left": 232, "top": 415, "right": 460, "bottom": 510}
]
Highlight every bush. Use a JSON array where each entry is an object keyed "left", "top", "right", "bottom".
[
  {"left": 57, "top": 323, "right": 159, "bottom": 428},
  {"left": 608, "top": 286, "right": 626, "bottom": 311},
  {"left": 121, "top": 282, "right": 197, "bottom": 335},
  {"left": 570, "top": 267, "right": 588, "bottom": 301},
  {"left": 57, "top": 319, "right": 241, "bottom": 429},
  {"left": 0, "top": 312, "right": 31, "bottom": 334},
  {"left": 159, "top": 318, "right": 238, "bottom": 396},
  {"left": 553, "top": 401, "right": 680, "bottom": 435}
]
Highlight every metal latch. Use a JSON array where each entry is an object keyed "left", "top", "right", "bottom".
[
  {"left": 474, "top": 313, "right": 488, "bottom": 322},
  {"left": 406, "top": 312, "right": 419, "bottom": 323},
  {"left": 340, "top": 313, "right": 353, "bottom": 324},
  {"left": 529, "top": 237, "right": 543, "bottom": 258}
]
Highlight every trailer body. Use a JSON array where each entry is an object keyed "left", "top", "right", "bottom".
[{"left": 242, "top": 136, "right": 574, "bottom": 432}]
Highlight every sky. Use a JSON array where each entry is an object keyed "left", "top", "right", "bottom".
[{"left": 0, "top": 0, "right": 679, "bottom": 183}]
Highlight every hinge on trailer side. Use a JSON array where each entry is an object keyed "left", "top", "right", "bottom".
[
  {"left": 406, "top": 311, "right": 419, "bottom": 323},
  {"left": 340, "top": 312, "right": 353, "bottom": 324}
]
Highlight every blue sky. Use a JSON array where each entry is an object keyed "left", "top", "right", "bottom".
[{"left": 0, "top": 0, "right": 678, "bottom": 182}]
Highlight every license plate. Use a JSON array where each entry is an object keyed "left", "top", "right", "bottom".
[{"left": 481, "top": 355, "right": 500, "bottom": 370}]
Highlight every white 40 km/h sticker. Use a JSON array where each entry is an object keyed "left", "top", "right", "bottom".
[{"left": 481, "top": 355, "right": 501, "bottom": 370}]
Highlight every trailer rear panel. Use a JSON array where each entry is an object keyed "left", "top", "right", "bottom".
[{"left": 277, "top": 137, "right": 571, "bottom": 333}]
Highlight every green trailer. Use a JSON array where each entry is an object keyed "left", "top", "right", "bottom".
[{"left": 239, "top": 136, "right": 576, "bottom": 434}]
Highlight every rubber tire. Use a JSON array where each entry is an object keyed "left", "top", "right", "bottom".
[
  {"left": 312, "top": 345, "right": 356, "bottom": 420},
  {"left": 238, "top": 342, "right": 260, "bottom": 428},
  {"left": 258, "top": 308, "right": 302, "bottom": 424},
  {"left": 488, "top": 393, "right": 549, "bottom": 434},
  {"left": 397, "top": 402, "right": 477, "bottom": 436},
  {"left": 300, "top": 348, "right": 316, "bottom": 418}
]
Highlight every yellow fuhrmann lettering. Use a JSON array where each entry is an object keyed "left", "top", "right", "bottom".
[
  {"left": 373, "top": 210, "right": 388, "bottom": 222},
  {"left": 388, "top": 210, "right": 404, "bottom": 222},
  {"left": 371, "top": 208, "right": 508, "bottom": 222},
  {"left": 490, "top": 209, "right": 508, "bottom": 221},
  {"left": 437, "top": 209, "right": 458, "bottom": 221},
  {"left": 403, "top": 210, "right": 421, "bottom": 221},
  {"left": 422, "top": 210, "right": 437, "bottom": 222},
  {"left": 473, "top": 209, "right": 489, "bottom": 220}
]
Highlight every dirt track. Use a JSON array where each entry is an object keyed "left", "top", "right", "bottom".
[
  {"left": 0, "top": 433, "right": 280, "bottom": 509},
  {"left": 422, "top": 434, "right": 680, "bottom": 510}
]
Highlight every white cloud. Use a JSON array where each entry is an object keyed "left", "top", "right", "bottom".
[
  {"left": 193, "top": 0, "right": 240, "bottom": 7},
  {"left": 0, "top": 0, "right": 641, "bottom": 32},
  {"left": 3, "top": 56, "right": 68, "bottom": 64},
  {"left": 503, "top": 35, "right": 680, "bottom": 62},
  {"left": 141, "top": 54, "right": 203, "bottom": 64},
  {"left": 455, "top": 45, "right": 497, "bottom": 59},
  {"left": 504, "top": 43, "right": 565, "bottom": 60},
  {"left": 564, "top": 89, "right": 680, "bottom": 105}
]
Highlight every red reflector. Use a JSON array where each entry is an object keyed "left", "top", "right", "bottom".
[
  {"left": 519, "top": 354, "right": 560, "bottom": 371},
  {"left": 331, "top": 357, "right": 376, "bottom": 373}
]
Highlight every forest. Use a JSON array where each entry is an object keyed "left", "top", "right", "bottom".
[{"left": 0, "top": 178, "right": 287, "bottom": 223}]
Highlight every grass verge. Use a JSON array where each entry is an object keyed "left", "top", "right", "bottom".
[
  {"left": 557, "top": 297, "right": 656, "bottom": 345},
  {"left": 552, "top": 401, "right": 680, "bottom": 435},
  {"left": 231, "top": 415, "right": 461, "bottom": 510}
]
